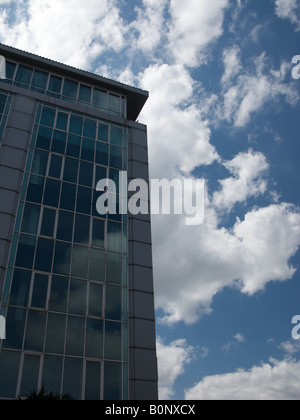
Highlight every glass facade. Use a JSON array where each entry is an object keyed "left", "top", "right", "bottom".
[
  {"left": 3, "top": 61, "right": 126, "bottom": 118},
  {"left": 0, "top": 102, "right": 128, "bottom": 400}
]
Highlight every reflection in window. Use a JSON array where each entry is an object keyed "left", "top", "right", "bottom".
[
  {"left": 107, "top": 221, "right": 122, "bottom": 252},
  {"left": 21, "top": 203, "right": 40, "bottom": 234},
  {"left": 0, "top": 350, "right": 21, "bottom": 398},
  {"left": 49, "top": 275, "right": 69, "bottom": 312},
  {"left": 85, "top": 361, "right": 101, "bottom": 400},
  {"left": 86, "top": 319, "right": 103, "bottom": 359},
  {"left": 88, "top": 283, "right": 103, "bottom": 318},
  {"left": 63, "top": 357, "right": 83, "bottom": 400},
  {"left": 15, "top": 234, "right": 36, "bottom": 269},
  {"left": 9, "top": 269, "right": 31, "bottom": 307},
  {"left": 3, "top": 307, "right": 26, "bottom": 350},
  {"left": 63, "top": 79, "right": 78, "bottom": 99},
  {"left": 26, "top": 175, "right": 45, "bottom": 204},
  {"left": 106, "top": 252, "right": 122, "bottom": 285},
  {"left": 40, "top": 208, "right": 56, "bottom": 237},
  {"left": 105, "top": 285, "right": 122, "bottom": 321},
  {"left": 20, "top": 354, "right": 40, "bottom": 397},
  {"left": 48, "top": 75, "right": 62, "bottom": 94},
  {"left": 42, "top": 355, "right": 63, "bottom": 394},
  {"left": 32, "top": 149, "right": 48, "bottom": 176},
  {"left": 71, "top": 245, "right": 88, "bottom": 279},
  {"left": 89, "top": 248, "right": 105, "bottom": 282},
  {"left": 104, "top": 362, "right": 122, "bottom": 400},
  {"left": 105, "top": 321, "right": 122, "bottom": 361},
  {"left": 66, "top": 316, "right": 84, "bottom": 357},
  {"left": 69, "top": 279, "right": 86, "bottom": 316},
  {"left": 34, "top": 237, "right": 54, "bottom": 272},
  {"left": 24, "top": 310, "right": 46, "bottom": 352},
  {"left": 31, "top": 273, "right": 48, "bottom": 308},
  {"left": 45, "top": 314, "right": 66, "bottom": 355},
  {"left": 53, "top": 241, "right": 71, "bottom": 275}
]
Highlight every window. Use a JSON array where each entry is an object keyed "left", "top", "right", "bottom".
[
  {"left": 107, "top": 221, "right": 122, "bottom": 252},
  {"left": 88, "top": 283, "right": 103, "bottom": 318},
  {"left": 31, "top": 70, "right": 48, "bottom": 91},
  {"left": 66, "top": 316, "right": 84, "bottom": 356},
  {"left": 98, "top": 123, "right": 108, "bottom": 142},
  {"left": 71, "top": 245, "right": 88, "bottom": 278},
  {"left": 105, "top": 285, "right": 122, "bottom": 321},
  {"left": 93, "top": 89, "right": 106, "bottom": 108},
  {"left": 63, "top": 79, "right": 78, "bottom": 99},
  {"left": 48, "top": 75, "right": 62, "bottom": 94},
  {"left": 45, "top": 314, "right": 66, "bottom": 354},
  {"left": 69, "top": 114, "right": 83, "bottom": 136},
  {"left": 43, "top": 178, "right": 61, "bottom": 207},
  {"left": 85, "top": 362, "right": 101, "bottom": 400},
  {"left": 89, "top": 248, "right": 105, "bottom": 282},
  {"left": 104, "top": 322, "right": 122, "bottom": 361},
  {"left": 57, "top": 211, "right": 74, "bottom": 242},
  {"left": 26, "top": 175, "right": 45, "bottom": 204},
  {"left": 106, "top": 252, "right": 122, "bottom": 285},
  {"left": 79, "top": 84, "right": 91, "bottom": 102},
  {"left": 76, "top": 186, "right": 91, "bottom": 215},
  {"left": 110, "top": 146, "right": 122, "bottom": 169},
  {"left": 81, "top": 138, "right": 95, "bottom": 162},
  {"left": 49, "top": 275, "right": 69, "bottom": 312},
  {"left": 78, "top": 161, "right": 93, "bottom": 187},
  {"left": 74, "top": 214, "right": 90, "bottom": 245},
  {"left": 56, "top": 112, "right": 68, "bottom": 131},
  {"left": 104, "top": 362, "right": 122, "bottom": 400},
  {"left": 63, "top": 358, "right": 83, "bottom": 400},
  {"left": 63, "top": 157, "right": 79, "bottom": 183},
  {"left": 15, "top": 234, "right": 36, "bottom": 269},
  {"left": 40, "top": 107, "right": 55, "bottom": 127},
  {"left": 42, "top": 356, "right": 63, "bottom": 394},
  {"left": 53, "top": 241, "right": 71, "bottom": 275},
  {"left": 40, "top": 208, "right": 56, "bottom": 237},
  {"left": 108, "top": 94, "right": 120, "bottom": 113},
  {"left": 15, "top": 65, "right": 32, "bottom": 86},
  {"left": 34, "top": 238, "right": 54, "bottom": 272},
  {"left": 21, "top": 203, "right": 40, "bottom": 234},
  {"left": 49, "top": 154, "right": 62, "bottom": 178},
  {"left": 92, "top": 218, "right": 104, "bottom": 248},
  {"left": 51, "top": 130, "right": 66, "bottom": 154},
  {"left": 69, "top": 279, "right": 86, "bottom": 316},
  {"left": 67, "top": 134, "right": 81, "bottom": 158},
  {"left": 9, "top": 269, "right": 31, "bottom": 307},
  {"left": 86, "top": 319, "right": 103, "bottom": 359},
  {"left": 32, "top": 149, "right": 48, "bottom": 176},
  {"left": 60, "top": 182, "right": 76, "bottom": 212},
  {"left": 31, "top": 274, "right": 48, "bottom": 308},
  {"left": 36, "top": 126, "right": 52, "bottom": 150},
  {"left": 110, "top": 126, "right": 123, "bottom": 147},
  {"left": 24, "top": 310, "right": 46, "bottom": 352},
  {"left": 83, "top": 119, "right": 96, "bottom": 139},
  {"left": 20, "top": 355, "right": 40, "bottom": 397},
  {"left": 96, "top": 142, "right": 108, "bottom": 166}
]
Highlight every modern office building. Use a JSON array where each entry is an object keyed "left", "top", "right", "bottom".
[{"left": 0, "top": 43, "right": 158, "bottom": 400}]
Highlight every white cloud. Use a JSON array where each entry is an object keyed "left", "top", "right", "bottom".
[
  {"left": 138, "top": 63, "right": 219, "bottom": 177},
  {"left": 168, "top": 0, "right": 230, "bottom": 67},
  {"left": 157, "top": 337, "right": 196, "bottom": 400},
  {"left": 0, "top": 0, "right": 127, "bottom": 69},
  {"left": 130, "top": 0, "right": 168, "bottom": 54},
  {"left": 275, "top": 0, "right": 300, "bottom": 31},
  {"left": 213, "top": 150, "right": 269, "bottom": 212},
  {"left": 154, "top": 202, "right": 300, "bottom": 326},
  {"left": 221, "top": 333, "right": 246, "bottom": 353},
  {"left": 219, "top": 53, "right": 299, "bottom": 127},
  {"left": 185, "top": 358, "right": 300, "bottom": 400}
]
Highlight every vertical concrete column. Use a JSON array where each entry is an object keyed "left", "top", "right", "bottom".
[{"left": 128, "top": 124, "right": 158, "bottom": 400}]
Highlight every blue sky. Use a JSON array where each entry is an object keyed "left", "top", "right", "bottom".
[{"left": 1, "top": 0, "right": 300, "bottom": 400}]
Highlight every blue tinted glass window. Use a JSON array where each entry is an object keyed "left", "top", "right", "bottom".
[
  {"left": 66, "top": 316, "right": 84, "bottom": 356},
  {"left": 69, "top": 114, "right": 83, "bottom": 135},
  {"left": 40, "top": 107, "right": 55, "bottom": 127},
  {"left": 34, "top": 238, "right": 54, "bottom": 272},
  {"left": 15, "top": 65, "right": 32, "bottom": 85},
  {"left": 74, "top": 214, "right": 90, "bottom": 245},
  {"left": 57, "top": 211, "right": 74, "bottom": 242},
  {"left": 20, "top": 355, "right": 40, "bottom": 396},
  {"left": 66, "top": 134, "right": 81, "bottom": 157},
  {"left": 53, "top": 242, "right": 71, "bottom": 276},
  {"left": 24, "top": 311, "right": 46, "bottom": 352},
  {"left": 96, "top": 142, "right": 108, "bottom": 166},
  {"left": 83, "top": 119, "right": 96, "bottom": 139},
  {"left": 79, "top": 161, "right": 93, "bottom": 187},
  {"left": 15, "top": 234, "right": 36, "bottom": 269},
  {"left": 106, "top": 252, "right": 122, "bottom": 285},
  {"left": 71, "top": 245, "right": 88, "bottom": 279},
  {"left": 31, "top": 274, "right": 48, "bottom": 308},
  {"left": 86, "top": 319, "right": 103, "bottom": 359},
  {"left": 36, "top": 126, "right": 52, "bottom": 150},
  {"left": 56, "top": 112, "right": 68, "bottom": 130},
  {"left": 81, "top": 138, "right": 95, "bottom": 162},
  {"left": 105, "top": 286, "right": 122, "bottom": 321},
  {"left": 45, "top": 315, "right": 66, "bottom": 355},
  {"left": 42, "top": 356, "right": 63, "bottom": 393},
  {"left": 104, "top": 362, "right": 122, "bottom": 400},
  {"left": 0, "top": 94, "right": 6, "bottom": 114},
  {"left": 31, "top": 70, "right": 48, "bottom": 89},
  {"left": 49, "top": 154, "right": 62, "bottom": 178},
  {"left": 32, "top": 149, "right": 48, "bottom": 176},
  {"left": 63, "top": 79, "right": 78, "bottom": 99},
  {"left": 107, "top": 221, "right": 122, "bottom": 252},
  {"left": 41, "top": 208, "right": 56, "bottom": 237},
  {"left": 69, "top": 279, "right": 86, "bottom": 316},
  {"left": 4, "top": 308, "right": 26, "bottom": 350},
  {"left": 89, "top": 248, "right": 105, "bottom": 282},
  {"left": 49, "top": 276, "right": 69, "bottom": 312},
  {"left": 48, "top": 75, "right": 62, "bottom": 93},
  {"left": 110, "top": 146, "right": 122, "bottom": 169},
  {"left": 63, "top": 157, "right": 79, "bottom": 183},
  {"left": 9, "top": 269, "right": 31, "bottom": 307},
  {"left": 51, "top": 130, "right": 66, "bottom": 154},
  {"left": 93, "top": 89, "right": 106, "bottom": 108},
  {"left": 92, "top": 218, "right": 104, "bottom": 248},
  {"left": 6, "top": 61, "right": 16, "bottom": 80},
  {"left": 111, "top": 126, "right": 123, "bottom": 147},
  {"left": 26, "top": 175, "right": 45, "bottom": 204},
  {"left": 43, "top": 179, "right": 61, "bottom": 207},
  {"left": 60, "top": 182, "right": 76, "bottom": 211},
  {"left": 108, "top": 94, "right": 120, "bottom": 113},
  {"left": 79, "top": 84, "right": 91, "bottom": 102},
  {"left": 98, "top": 123, "right": 108, "bottom": 142},
  {"left": 105, "top": 322, "right": 122, "bottom": 361},
  {"left": 85, "top": 364, "right": 101, "bottom": 401},
  {"left": 21, "top": 203, "right": 40, "bottom": 234},
  {"left": 95, "top": 166, "right": 106, "bottom": 183},
  {"left": 76, "top": 186, "right": 91, "bottom": 215},
  {"left": 0, "top": 351, "right": 21, "bottom": 398},
  {"left": 89, "top": 283, "right": 103, "bottom": 318},
  {"left": 63, "top": 358, "right": 83, "bottom": 400}
]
